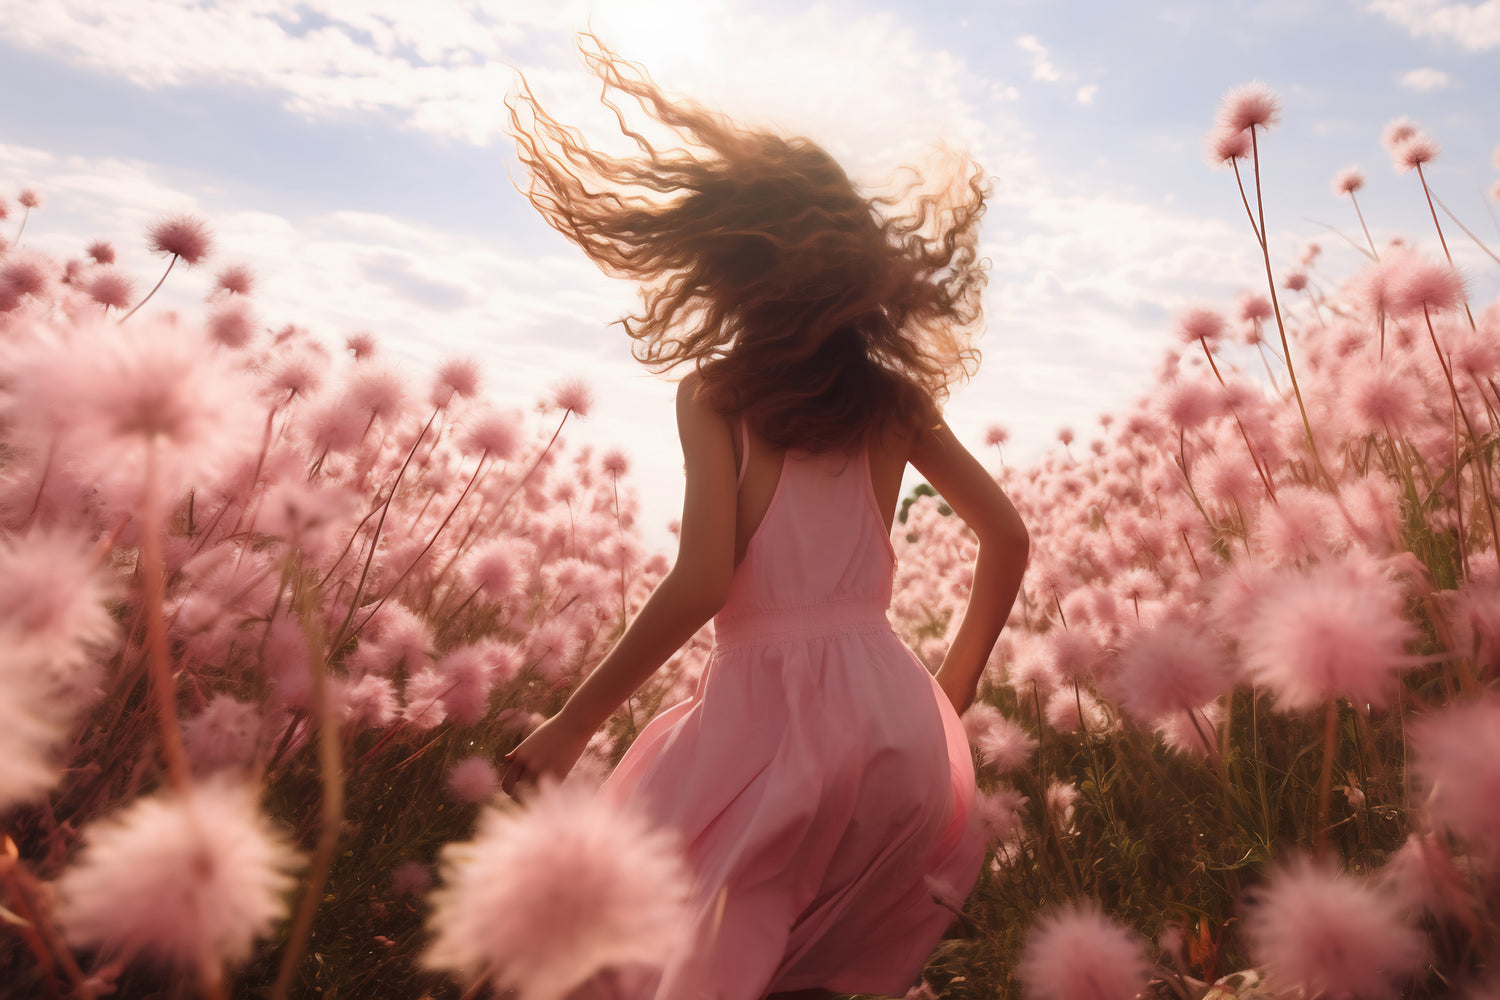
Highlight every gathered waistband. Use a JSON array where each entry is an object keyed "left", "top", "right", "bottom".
[{"left": 712, "top": 598, "right": 893, "bottom": 651}]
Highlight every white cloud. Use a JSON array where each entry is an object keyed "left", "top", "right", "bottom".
[
  {"left": 1016, "top": 35, "right": 1065, "bottom": 83},
  {"left": 1076, "top": 84, "right": 1099, "bottom": 105},
  {"left": 1368, "top": 0, "right": 1500, "bottom": 51},
  {"left": 1398, "top": 67, "right": 1453, "bottom": 89}
]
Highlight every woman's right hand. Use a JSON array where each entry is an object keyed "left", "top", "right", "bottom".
[{"left": 499, "top": 711, "right": 595, "bottom": 798}]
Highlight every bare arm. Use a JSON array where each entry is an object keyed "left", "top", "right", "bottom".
[
  {"left": 909, "top": 417, "right": 1029, "bottom": 715},
  {"left": 501, "top": 375, "right": 737, "bottom": 795}
]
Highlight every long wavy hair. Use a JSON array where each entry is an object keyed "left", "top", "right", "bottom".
[{"left": 508, "top": 37, "right": 990, "bottom": 451}]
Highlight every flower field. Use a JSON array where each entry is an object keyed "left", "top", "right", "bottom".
[{"left": 2, "top": 85, "right": 1500, "bottom": 999}]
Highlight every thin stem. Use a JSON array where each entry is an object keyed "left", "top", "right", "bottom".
[
  {"left": 271, "top": 574, "right": 344, "bottom": 1000},
  {"left": 119, "top": 254, "right": 177, "bottom": 323},
  {"left": 1415, "top": 164, "right": 1476, "bottom": 330},
  {"left": 141, "top": 444, "right": 191, "bottom": 792},
  {"left": 1250, "top": 127, "right": 1329, "bottom": 487},
  {"left": 1316, "top": 698, "right": 1338, "bottom": 857},
  {"left": 1431, "top": 191, "right": 1500, "bottom": 266},
  {"left": 1348, "top": 191, "right": 1378, "bottom": 260}
]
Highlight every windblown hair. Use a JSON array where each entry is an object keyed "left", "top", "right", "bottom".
[{"left": 508, "top": 37, "right": 990, "bottom": 451}]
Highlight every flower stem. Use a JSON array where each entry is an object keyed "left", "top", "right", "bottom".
[{"left": 119, "top": 254, "right": 177, "bottom": 323}]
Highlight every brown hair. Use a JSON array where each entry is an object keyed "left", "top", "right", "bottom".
[{"left": 508, "top": 37, "right": 989, "bottom": 451}]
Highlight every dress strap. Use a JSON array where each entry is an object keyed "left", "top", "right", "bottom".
[{"left": 736, "top": 415, "right": 751, "bottom": 488}]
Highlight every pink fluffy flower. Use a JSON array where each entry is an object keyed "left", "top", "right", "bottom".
[
  {"left": 87, "top": 268, "right": 136, "bottom": 310},
  {"left": 1108, "top": 620, "right": 1231, "bottom": 723},
  {"left": 146, "top": 213, "right": 214, "bottom": 266},
  {"left": 1341, "top": 365, "right": 1424, "bottom": 435},
  {"left": 432, "top": 357, "right": 482, "bottom": 408},
  {"left": 1, "top": 251, "right": 54, "bottom": 304},
  {"left": 464, "top": 407, "right": 523, "bottom": 460},
  {"left": 1391, "top": 259, "right": 1465, "bottom": 315},
  {"left": 1411, "top": 697, "right": 1500, "bottom": 861},
  {"left": 1332, "top": 166, "right": 1365, "bottom": 196},
  {"left": 1382, "top": 117, "right": 1420, "bottom": 151},
  {"left": 346, "top": 331, "right": 377, "bottom": 359},
  {"left": 1159, "top": 379, "right": 1220, "bottom": 431},
  {"left": 1175, "top": 305, "right": 1225, "bottom": 346},
  {"left": 601, "top": 448, "right": 630, "bottom": 477},
  {"left": 985, "top": 424, "right": 1009, "bottom": 447},
  {"left": 976, "top": 785, "right": 1028, "bottom": 843},
  {"left": 335, "top": 673, "right": 399, "bottom": 730},
  {"left": 1392, "top": 134, "right": 1440, "bottom": 173},
  {"left": 207, "top": 299, "right": 257, "bottom": 348},
  {"left": 963, "top": 704, "right": 1037, "bottom": 772},
  {"left": 1235, "top": 554, "right": 1417, "bottom": 711},
  {"left": 0, "top": 528, "right": 118, "bottom": 685},
  {"left": 446, "top": 756, "right": 501, "bottom": 803},
  {"left": 436, "top": 643, "right": 506, "bottom": 726},
  {"left": 55, "top": 780, "right": 302, "bottom": 971},
  {"left": 6, "top": 313, "right": 264, "bottom": 505},
  {"left": 423, "top": 778, "right": 693, "bottom": 1000},
  {"left": 215, "top": 263, "right": 254, "bottom": 296},
  {"left": 0, "top": 650, "right": 63, "bottom": 810},
  {"left": 1017, "top": 900, "right": 1151, "bottom": 1000},
  {"left": 1243, "top": 855, "right": 1425, "bottom": 1000},
  {"left": 551, "top": 376, "right": 594, "bottom": 417},
  {"left": 1217, "top": 81, "right": 1281, "bottom": 135},
  {"left": 1205, "top": 125, "right": 1252, "bottom": 166},
  {"left": 182, "top": 695, "right": 261, "bottom": 773},
  {"left": 18, "top": 187, "right": 42, "bottom": 209}
]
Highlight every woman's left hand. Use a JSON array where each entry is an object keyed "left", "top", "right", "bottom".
[{"left": 500, "top": 711, "right": 594, "bottom": 799}]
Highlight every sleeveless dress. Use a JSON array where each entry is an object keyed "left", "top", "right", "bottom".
[{"left": 600, "top": 425, "right": 984, "bottom": 999}]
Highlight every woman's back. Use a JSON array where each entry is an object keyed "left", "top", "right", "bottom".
[{"left": 730, "top": 418, "right": 913, "bottom": 568}]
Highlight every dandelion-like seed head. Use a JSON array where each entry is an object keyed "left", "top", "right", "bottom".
[
  {"left": 1017, "top": 899, "right": 1151, "bottom": 1000},
  {"left": 18, "top": 187, "right": 43, "bottom": 209},
  {"left": 1216, "top": 82, "right": 1281, "bottom": 135},
  {"left": 1382, "top": 117, "right": 1420, "bottom": 151},
  {"left": 1236, "top": 554, "right": 1417, "bottom": 711},
  {"left": 1411, "top": 698, "right": 1500, "bottom": 861},
  {"left": 146, "top": 213, "right": 214, "bottom": 266},
  {"left": 346, "top": 331, "right": 377, "bottom": 360},
  {"left": 1333, "top": 166, "right": 1365, "bottom": 196},
  {"left": 1, "top": 252, "right": 54, "bottom": 302},
  {"left": 985, "top": 424, "right": 1009, "bottom": 447},
  {"left": 423, "top": 779, "right": 693, "bottom": 1000},
  {"left": 86, "top": 240, "right": 115, "bottom": 265},
  {"left": 208, "top": 300, "right": 257, "bottom": 349},
  {"left": 1175, "top": 305, "right": 1226, "bottom": 346},
  {"left": 1205, "top": 125, "right": 1252, "bottom": 168},
  {"left": 88, "top": 269, "right": 136, "bottom": 310},
  {"left": 1108, "top": 619, "right": 1231, "bottom": 722},
  {"left": 463, "top": 407, "right": 523, "bottom": 461},
  {"left": 551, "top": 376, "right": 594, "bottom": 417},
  {"left": 602, "top": 448, "right": 629, "bottom": 477},
  {"left": 432, "top": 357, "right": 482, "bottom": 408},
  {"left": 1244, "top": 855, "right": 1425, "bottom": 1000},
  {"left": 215, "top": 263, "right": 255, "bottom": 296},
  {"left": 1393, "top": 258, "right": 1465, "bottom": 315},
  {"left": 55, "top": 780, "right": 302, "bottom": 971},
  {"left": 446, "top": 756, "right": 501, "bottom": 804},
  {"left": 1393, "top": 134, "right": 1440, "bottom": 173}
]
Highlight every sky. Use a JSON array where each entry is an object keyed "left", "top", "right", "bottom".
[{"left": 2, "top": 0, "right": 1498, "bottom": 552}]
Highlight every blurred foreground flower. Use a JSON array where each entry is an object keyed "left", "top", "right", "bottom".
[
  {"left": 1243, "top": 855, "right": 1425, "bottom": 1000},
  {"left": 55, "top": 780, "right": 302, "bottom": 973},
  {"left": 423, "top": 778, "right": 692, "bottom": 1000},
  {"left": 1017, "top": 899, "right": 1151, "bottom": 1000}
]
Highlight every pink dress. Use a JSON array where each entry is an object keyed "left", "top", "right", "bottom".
[{"left": 601, "top": 428, "right": 984, "bottom": 999}]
